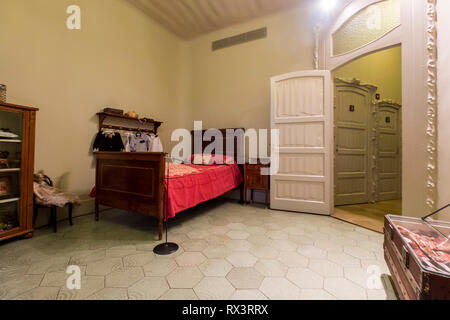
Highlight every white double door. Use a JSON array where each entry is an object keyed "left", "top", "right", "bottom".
[
  {"left": 270, "top": 71, "right": 333, "bottom": 215},
  {"left": 334, "top": 80, "right": 402, "bottom": 205}
]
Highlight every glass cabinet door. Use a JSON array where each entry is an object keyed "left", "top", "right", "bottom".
[{"left": 0, "top": 109, "right": 23, "bottom": 233}]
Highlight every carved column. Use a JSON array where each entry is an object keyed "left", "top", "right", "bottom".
[{"left": 426, "top": 0, "right": 438, "bottom": 212}]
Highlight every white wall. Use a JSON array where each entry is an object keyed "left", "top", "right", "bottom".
[
  {"left": 189, "top": 5, "right": 315, "bottom": 132},
  {"left": 0, "top": 0, "right": 191, "bottom": 223}
]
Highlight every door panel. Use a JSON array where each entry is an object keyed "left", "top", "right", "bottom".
[
  {"left": 271, "top": 71, "right": 333, "bottom": 215},
  {"left": 334, "top": 80, "right": 376, "bottom": 206},
  {"left": 377, "top": 103, "right": 402, "bottom": 201}
]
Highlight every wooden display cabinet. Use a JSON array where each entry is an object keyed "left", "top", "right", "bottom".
[{"left": 0, "top": 102, "right": 38, "bottom": 241}]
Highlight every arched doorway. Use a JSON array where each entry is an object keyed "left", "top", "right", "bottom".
[{"left": 270, "top": 0, "right": 434, "bottom": 220}]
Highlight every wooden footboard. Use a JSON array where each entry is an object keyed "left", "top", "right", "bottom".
[{"left": 94, "top": 152, "right": 166, "bottom": 240}]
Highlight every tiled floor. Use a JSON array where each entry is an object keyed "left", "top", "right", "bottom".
[{"left": 0, "top": 199, "right": 397, "bottom": 300}]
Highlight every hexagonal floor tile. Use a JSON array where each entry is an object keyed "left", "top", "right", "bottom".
[
  {"left": 328, "top": 252, "right": 361, "bottom": 268},
  {"left": 284, "top": 226, "right": 305, "bottom": 236},
  {"left": 159, "top": 289, "right": 198, "bottom": 300},
  {"left": 344, "top": 267, "right": 373, "bottom": 288},
  {"left": 41, "top": 271, "right": 71, "bottom": 287},
  {"left": 194, "top": 277, "right": 235, "bottom": 300},
  {"left": 226, "top": 252, "right": 258, "bottom": 267},
  {"left": 247, "top": 235, "right": 272, "bottom": 246},
  {"left": 106, "top": 245, "right": 137, "bottom": 258},
  {"left": 208, "top": 226, "right": 230, "bottom": 235},
  {"left": 266, "top": 230, "right": 289, "bottom": 240},
  {"left": 123, "top": 253, "right": 155, "bottom": 267},
  {"left": 181, "top": 239, "right": 208, "bottom": 252},
  {"left": 226, "top": 267, "right": 264, "bottom": 289},
  {"left": 227, "top": 230, "right": 250, "bottom": 240},
  {"left": 324, "top": 278, "right": 367, "bottom": 300},
  {"left": 297, "top": 245, "right": 327, "bottom": 259},
  {"left": 166, "top": 267, "right": 203, "bottom": 289},
  {"left": 246, "top": 226, "right": 266, "bottom": 235},
  {"left": 86, "top": 257, "right": 123, "bottom": 276},
  {"left": 70, "top": 250, "right": 106, "bottom": 265},
  {"left": 314, "top": 240, "right": 343, "bottom": 252},
  {"left": 128, "top": 277, "right": 169, "bottom": 300},
  {"left": 288, "top": 234, "right": 315, "bottom": 245},
  {"left": 206, "top": 234, "right": 230, "bottom": 245},
  {"left": 344, "top": 246, "right": 376, "bottom": 260},
  {"left": 199, "top": 259, "right": 233, "bottom": 277},
  {"left": 105, "top": 267, "right": 144, "bottom": 288},
  {"left": 202, "top": 245, "right": 231, "bottom": 259},
  {"left": 187, "top": 230, "right": 210, "bottom": 240},
  {"left": 278, "top": 252, "right": 309, "bottom": 268},
  {"left": 227, "top": 223, "right": 246, "bottom": 231},
  {"left": 249, "top": 246, "right": 279, "bottom": 259},
  {"left": 26, "top": 256, "right": 70, "bottom": 275},
  {"left": 271, "top": 239, "right": 297, "bottom": 252},
  {"left": 0, "top": 275, "right": 46, "bottom": 300},
  {"left": 286, "top": 268, "right": 323, "bottom": 289},
  {"left": 262, "top": 223, "right": 284, "bottom": 231},
  {"left": 260, "top": 278, "right": 300, "bottom": 300},
  {"left": 58, "top": 276, "right": 104, "bottom": 300},
  {"left": 308, "top": 260, "right": 343, "bottom": 277},
  {"left": 226, "top": 240, "right": 252, "bottom": 252},
  {"left": 14, "top": 287, "right": 60, "bottom": 300},
  {"left": 255, "top": 259, "right": 288, "bottom": 277},
  {"left": 142, "top": 259, "right": 177, "bottom": 277},
  {"left": 176, "top": 252, "right": 207, "bottom": 267},
  {"left": 229, "top": 290, "right": 268, "bottom": 300},
  {"left": 299, "top": 289, "right": 336, "bottom": 300},
  {"left": 88, "top": 288, "right": 128, "bottom": 300}
]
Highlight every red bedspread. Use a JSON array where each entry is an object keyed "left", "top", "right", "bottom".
[{"left": 165, "top": 163, "right": 242, "bottom": 218}]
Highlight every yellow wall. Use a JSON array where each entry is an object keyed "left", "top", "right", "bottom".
[
  {"left": 334, "top": 46, "right": 402, "bottom": 103},
  {"left": 0, "top": 0, "right": 191, "bottom": 216},
  {"left": 189, "top": 6, "right": 315, "bottom": 132}
]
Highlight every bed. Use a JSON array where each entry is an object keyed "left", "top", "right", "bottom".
[{"left": 94, "top": 128, "right": 244, "bottom": 239}]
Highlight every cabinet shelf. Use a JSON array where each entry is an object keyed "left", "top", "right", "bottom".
[
  {"left": 0, "top": 139, "right": 22, "bottom": 143},
  {"left": 0, "top": 197, "right": 20, "bottom": 205},
  {"left": 0, "top": 168, "right": 21, "bottom": 173}
]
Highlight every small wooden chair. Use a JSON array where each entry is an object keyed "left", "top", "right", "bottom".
[{"left": 33, "top": 174, "right": 73, "bottom": 233}]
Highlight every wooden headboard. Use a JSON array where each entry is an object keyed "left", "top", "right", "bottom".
[{"left": 191, "top": 128, "right": 245, "bottom": 164}]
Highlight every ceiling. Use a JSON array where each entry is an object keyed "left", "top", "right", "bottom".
[{"left": 127, "top": 0, "right": 308, "bottom": 39}]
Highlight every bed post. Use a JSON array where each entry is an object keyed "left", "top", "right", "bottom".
[{"left": 158, "top": 154, "right": 166, "bottom": 240}]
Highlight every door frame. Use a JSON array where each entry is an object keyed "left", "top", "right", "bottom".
[{"left": 318, "top": 0, "right": 435, "bottom": 217}]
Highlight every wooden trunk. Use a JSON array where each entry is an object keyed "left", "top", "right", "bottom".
[{"left": 384, "top": 215, "right": 450, "bottom": 300}]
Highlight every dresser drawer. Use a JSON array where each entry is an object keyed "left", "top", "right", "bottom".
[{"left": 245, "top": 164, "right": 269, "bottom": 190}]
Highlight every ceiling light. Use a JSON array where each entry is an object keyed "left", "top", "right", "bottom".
[{"left": 320, "top": 0, "right": 338, "bottom": 12}]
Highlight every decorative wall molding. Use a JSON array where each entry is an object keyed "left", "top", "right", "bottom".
[
  {"left": 314, "top": 25, "right": 320, "bottom": 70},
  {"left": 426, "top": 0, "right": 438, "bottom": 212}
]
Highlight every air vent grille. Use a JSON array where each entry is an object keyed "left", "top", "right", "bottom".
[{"left": 212, "top": 27, "right": 267, "bottom": 51}]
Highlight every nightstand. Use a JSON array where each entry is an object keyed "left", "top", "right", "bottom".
[{"left": 244, "top": 162, "right": 270, "bottom": 208}]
